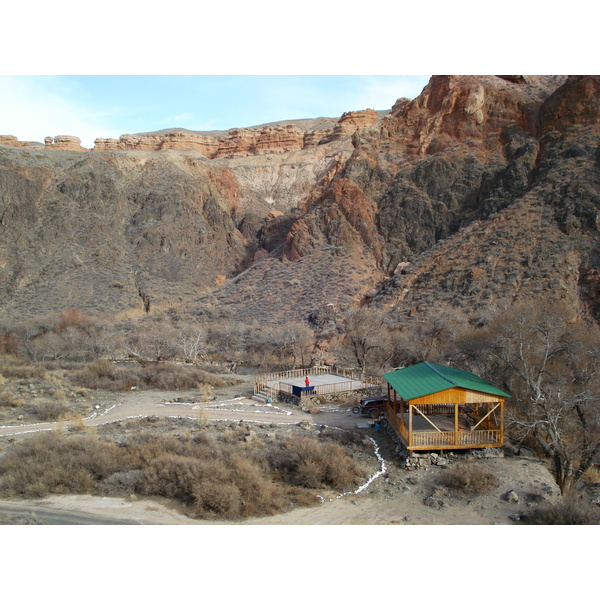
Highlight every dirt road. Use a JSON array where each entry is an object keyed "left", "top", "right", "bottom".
[{"left": 0, "top": 376, "right": 358, "bottom": 439}]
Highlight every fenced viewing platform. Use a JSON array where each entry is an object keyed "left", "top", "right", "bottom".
[{"left": 253, "top": 366, "right": 379, "bottom": 403}]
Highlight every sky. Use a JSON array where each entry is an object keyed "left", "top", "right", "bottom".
[{"left": 0, "top": 75, "right": 431, "bottom": 148}]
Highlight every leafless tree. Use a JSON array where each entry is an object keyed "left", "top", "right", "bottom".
[
  {"left": 456, "top": 300, "right": 600, "bottom": 493},
  {"left": 338, "top": 306, "right": 392, "bottom": 376},
  {"left": 177, "top": 327, "right": 207, "bottom": 362}
]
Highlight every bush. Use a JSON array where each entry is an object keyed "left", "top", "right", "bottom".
[
  {"left": 266, "top": 435, "right": 364, "bottom": 490},
  {"left": 525, "top": 496, "right": 600, "bottom": 525},
  {"left": 0, "top": 433, "right": 131, "bottom": 498},
  {"left": 0, "top": 425, "right": 366, "bottom": 520},
  {"left": 437, "top": 462, "right": 499, "bottom": 497},
  {"left": 73, "top": 361, "right": 225, "bottom": 391},
  {"left": 0, "top": 390, "right": 24, "bottom": 408},
  {"left": 34, "top": 398, "right": 71, "bottom": 421},
  {"left": 0, "top": 355, "right": 47, "bottom": 379}
]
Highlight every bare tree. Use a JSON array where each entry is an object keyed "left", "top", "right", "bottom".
[
  {"left": 177, "top": 327, "right": 207, "bottom": 363},
  {"left": 338, "top": 306, "right": 391, "bottom": 376},
  {"left": 123, "top": 321, "right": 177, "bottom": 366},
  {"left": 456, "top": 301, "right": 600, "bottom": 493}
]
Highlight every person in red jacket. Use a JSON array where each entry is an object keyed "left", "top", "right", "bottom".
[{"left": 304, "top": 376, "right": 310, "bottom": 387}]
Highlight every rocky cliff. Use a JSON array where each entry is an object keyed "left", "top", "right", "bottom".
[
  {"left": 1, "top": 76, "right": 598, "bottom": 328},
  {"left": 93, "top": 112, "right": 381, "bottom": 158},
  {"left": 4, "top": 111, "right": 382, "bottom": 157},
  {"left": 181, "top": 75, "right": 600, "bottom": 326}
]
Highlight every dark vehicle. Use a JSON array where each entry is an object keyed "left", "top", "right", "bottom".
[{"left": 351, "top": 396, "right": 387, "bottom": 418}]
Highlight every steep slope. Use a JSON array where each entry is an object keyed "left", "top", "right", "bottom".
[
  {"left": 0, "top": 111, "right": 376, "bottom": 321},
  {"left": 198, "top": 75, "right": 599, "bottom": 326},
  {"left": 1, "top": 76, "right": 598, "bottom": 329},
  {"left": 0, "top": 149, "right": 248, "bottom": 319}
]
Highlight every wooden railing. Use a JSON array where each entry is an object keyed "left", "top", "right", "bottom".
[
  {"left": 254, "top": 365, "right": 377, "bottom": 395},
  {"left": 386, "top": 404, "right": 409, "bottom": 443},
  {"left": 386, "top": 403, "right": 501, "bottom": 449},
  {"left": 412, "top": 404, "right": 454, "bottom": 415},
  {"left": 410, "top": 429, "right": 500, "bottom": 448}
]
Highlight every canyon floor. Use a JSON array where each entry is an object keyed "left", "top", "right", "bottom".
[{"left": 0, "top": 374, "right": 567, "bottom": 526}]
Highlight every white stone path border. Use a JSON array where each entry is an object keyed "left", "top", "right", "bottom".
[{"left": 0, "top": 397, "right": 386, "bottom": 498}]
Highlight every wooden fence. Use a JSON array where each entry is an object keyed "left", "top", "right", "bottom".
[{"left": 254, "top": 365, "right": 376, "bottom": 395}]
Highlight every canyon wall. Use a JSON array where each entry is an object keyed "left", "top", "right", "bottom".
[
  {"left": 1, "top": 110, "right": 384, "bottom": 158},
  {"left": 1, "top": 76, "right": 598, "bottom": 328}
]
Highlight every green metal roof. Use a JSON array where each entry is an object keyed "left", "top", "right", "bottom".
[{"left": 382, "top": 362, "right": 511, "bottom": 401}]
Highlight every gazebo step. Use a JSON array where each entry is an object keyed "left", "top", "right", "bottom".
[{"left": 252, "top": 389, "right": 272, "bottom": 403}]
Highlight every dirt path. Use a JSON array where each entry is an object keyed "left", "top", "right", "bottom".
[{"left": 0, "top": 375, "right": 357, "bottom": 438}]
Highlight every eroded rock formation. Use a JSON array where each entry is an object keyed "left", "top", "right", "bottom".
[
  {"left": 92, "top": 119, "right": 362, "bottom": 158},
  {"left": 0, "top": 135, "right": 28, "bottom": 147},
  {"left": 44, "top": 136, "right": 88, "bottom": 151}
]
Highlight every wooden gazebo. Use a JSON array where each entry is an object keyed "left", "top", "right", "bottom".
[{"left": 383, "top": 362, "right": 510, "bottom": 452}]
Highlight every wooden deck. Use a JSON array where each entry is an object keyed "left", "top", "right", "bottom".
[
  {"left": 255, "top": 366, "right": 378, "bottom": 399},
  {"left": 273, "top": 374, "right": 371, "bottom": 396}
]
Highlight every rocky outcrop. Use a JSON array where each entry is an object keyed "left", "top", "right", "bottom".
[
  {"left": 45, "top": 136, "right": 88, "bottom": 151},
  {"left": 95, "top": 131, "right": 222, "bottom": 155},
  {"left": 325, "top": 109, "right": 381, "bottom": 141},
  {"left": 386, "top": 75, "right": 568, "bottom": 156},
  {"left": 539, "top": 75, "right": 600, "bottom": 133},
  {"left": 91, "top": 112, "right": 384, "bottom": 158},
  {"left": 94, "top": 125, "right": 317, "bottom": 158},
  {"left": 243, "top": 74, "right": 600, "bottom": 324},
  {"left": 0, "top": 135, "right": 28, "bottom": 147}
]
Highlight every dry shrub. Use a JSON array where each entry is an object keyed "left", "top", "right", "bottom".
[
  {"left": 192, "top": 479, "right": 243, "bottom": 518},
  {"left": 525, "top": 495, "right": 600, "bottom": 525},
  {"left": 0, "top": 390, "right": 24, "bottom": 407},
  {"left": 34, "top": 398, "right": 71, "bottom": 421},
  {"left": 437, "top": 462, "right": 499, "bottom": 497},
  {"left": 0, "top": 357, "right": 47, "bottom": 380},
  {"left": 0, "top": 433, "right": 132, "bottom": 498},
  {"left": 136, "top": 364, "right": 225, "bottom": 390},
  {"left": 74, "top": 361, "right": 225, "bottom": 391},
  {"left": 0, "top": 424, "right": 364, "bottom": 520},
  {"left": 137, "top": 451, "right": 296, "bottom": 519},
  {"left": 267, "top": 435, "right": 364, "bottom": 490},
  {"left": 70, "top": 414, "right": 87, "bottom": 431},
  {"left": 74, "top": 359, "right": 119, "bottom": 389}
]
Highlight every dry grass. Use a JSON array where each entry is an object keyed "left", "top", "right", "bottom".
[
  {"left": 0, "top": 424, "right": 368, "bottom": 520},
  {"left": 525, "top": 495, "right": 600, "bottom": 525}
]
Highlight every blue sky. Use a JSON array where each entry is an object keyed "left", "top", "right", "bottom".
[{"left": 0, "top": 75, "right": 430, "bottom": 148}]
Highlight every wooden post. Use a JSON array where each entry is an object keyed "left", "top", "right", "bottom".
[
  {"left": 500, "top": 398, "right": 504, "bottom": 444},
  {"left": 454, "top": 401, "right": 459, "bottom": 446},
  {"left": 408, "top": 403, "right": 413, "bottom": 448}
]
